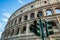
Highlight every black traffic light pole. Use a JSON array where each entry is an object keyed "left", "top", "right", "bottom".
[{"left": 39, "top": 18, "right": 45, "bottom": 40}]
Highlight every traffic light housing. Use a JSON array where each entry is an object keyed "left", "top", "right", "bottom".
[
  {"left": 45, "top": 20, "right": 54, "bottom": 37},
  {"left": 29, "top": 20, "right": 40, "bottom": 36}
]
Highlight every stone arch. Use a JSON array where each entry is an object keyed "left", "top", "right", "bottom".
[
  {"left": 55, "top": 7, "right": 60, "bottom": 14},
  {"left": 14, "top": 20, "right": 17, "bottom": 25},
  {"left": 7, "top": 29, "right": 10, "bottom": 36},
  {"left": 49, "top": 20, "right": 58, "bottom": 29},
  {"left": 24, "top": 15, "right": 28, "bottom": 20},
  {"left": 18, "top": 17, "right": 22, "bottom": 23},
  {"left": 23, "top": 26, "right": 26, "bottom": 32},
  {"left": 46, "top": 9, "right": 52, "bottom": 15},
  {"left": 51, "top": 20, "right": 57, "bottom": 26},
  {"left": 10, "top": 29, "right": 14, "bottom": 36},
  {"left": 21, "top": 25, "right": 26, "bottom": 34},
  {"left": 16, "top": 28, "right": 19, "bottom": 35},
  {"left": 30, "top": 13, "right": 35, "bottom": 19},
  {"left": 37, "top": 11, "right": 43, "bottom": 17},
  {"left": 29, "top": 24, "right": 34, "bottom": 33}
]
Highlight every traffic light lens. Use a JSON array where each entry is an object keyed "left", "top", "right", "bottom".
[
  {"left": 33, "top": 20, "right": 37, "bottom": 25},
  {"left": 49, "top": 31, "right": 54, "bottom": 35},
  {"left": 48, "top": 26, "right": 52, "bottom": 29}
]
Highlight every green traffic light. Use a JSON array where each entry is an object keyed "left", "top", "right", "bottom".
[{"left": 45, "top": 20, "right": 54, "bottom": 37}]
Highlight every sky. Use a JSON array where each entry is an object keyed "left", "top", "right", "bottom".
[{"left": 0, "top": 0, "right": 34, "bottom": 38}]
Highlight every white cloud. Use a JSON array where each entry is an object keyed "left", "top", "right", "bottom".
[
  {"left": 18, "top": 0, "right": 24, "bottom": 4},
  {"left": 1, "top": 12, "right": 11, "bottom": 23},
  {"left": 3, "top": 13, "right": 11, "bottom": 18},
  {"left": 0, "top": 23, "right": 2, "bottom": 28},
  {"left": 0, "top": 32, "right": 2, "bottom": 38},
  {"left": 1, "top": 18, "right": 8, "bottom": 23}
]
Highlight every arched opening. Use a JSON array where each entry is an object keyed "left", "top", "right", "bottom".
[
  {"left": 10, "top": 21, "right": 13, "bottom": 26},
  {"left": 14, "top": 20, "right": 17, "bottom": 25},
  {"left": 7, "top": 30, "right": 10, "bottom": 36},
  {"left": 51, "top": 21, "right": 56, "bottom": 26},
  {"left": 29, "top": 24, "right": 33, "bottom": 33},
  {"left": 46, "top": 9, "right": 52, "bottom": 15},
  {"left": 30, "top": 13, "right": 35, "bottom": 19},
  {"left": 10, "top": 29, "right": 14, "bottom": 36},
  {"left": 44, "top": 1, "right": 47, "bottom": 3},
  {"left": 55, "top": 8, "right": 60, "bottom": 14},
  {"left": 21, "top": 26, "right": 26, "bottom": 34},
  {"left": 16, "top": 28, "right": 19, "bottom": 35},
  {"left": 37, "top": 11, "right": 43, "bottom": 17},
  {"left": 24, "top": 15, "right": 28, "bottom": 20},
  {"left": 19, "top": 18, "right": 21, "bottom": 23},
  {"left": 49, "top": 20, "right": 58, "bottom": 29},
  {"left": 23, "top": 26, "right": 26, "bottom": 32}
]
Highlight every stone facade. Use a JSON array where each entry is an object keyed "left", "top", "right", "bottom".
[{"left": 1, "top": 0, "right": 60, "bottom": 40}]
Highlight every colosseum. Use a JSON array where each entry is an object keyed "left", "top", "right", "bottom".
[{"left": 1, "top": 0, "right": 60, "bottom": 40}]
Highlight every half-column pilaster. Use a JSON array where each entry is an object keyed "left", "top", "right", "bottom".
[
  {"left": 43, "top": 9, "right": 46, "bottom": 16},
  {"left": 35, "top": 10, "right": 38, "bottom": 18},
  {"left": 28, "top": 13, "right": 30, "bottom": 20},
  {"left": 26, "top": 23, "right": 30, "bottom": 35},
  {"left": 21, "top": 16, "right": 24, "bottom": 22},
  {"left": 52, "top": 7, "right": 56, "bottom": 15}
]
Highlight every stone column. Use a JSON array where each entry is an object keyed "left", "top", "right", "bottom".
[
  {"left": 35, "top": 10, "right": 38, "bottom": 18},
  {"left": 17, "top": 17, "right": 19, "bottom": 24},
  {"left": 13, "top": 28, "right": 18, "bottom": 35},
  {"left": 28, "top": 13, "right": 30, "bottom": 20},
  {"left": 21, "top": 16, "right": 24, "bottom": 22},
  {"left": 18, "top": 26, "right": 21, "bottom": 35},
  {"left": 6, "top": 31, "right": 8, "bottom": 37},
  {"left": 43, "top": 9, "right": 46, "bottom": 16},
  {"left": 9, "top": 29, "right": 11, "bottom": 36},
  {"left": 26, "top": 23, "right": 29, "bottom": 35},
  {"left": 13, "top": 28, "right": 15, "bottom": 35},
  {"left": 12, "top": 21, "right": 14, "bottom": 25},
  {"left": 56, "top": 17, "right": 60, "bottom": 23},
  {"left": 9, "top": 30, "right": 11, "bottom": 36},
  {"left": 51, "top": 7, "right": 56, "bottom": 15},
  {"left": 10, "top": 22, "right": 11, "bottom": 27}
]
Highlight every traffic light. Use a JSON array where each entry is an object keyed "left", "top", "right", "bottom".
[
  {"left": 34, "top": 20, "right": 41, "bottom": 36},
  {"left": 45, "top": 20, "right": 54, "bottom": 37},
  {"left": 29, "top": 20, "right": 40, "bottom": 36}
]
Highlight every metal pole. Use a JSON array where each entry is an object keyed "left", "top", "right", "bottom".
[
  {"left": 45, "top": 20, "right": 49, "bottom": 37},
  {"left": 39, "top": 18, "right": 44, "bottom": 40}
]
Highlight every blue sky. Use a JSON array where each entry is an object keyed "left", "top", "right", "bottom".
[{"left": 0, "top": 0, "right": 34, "bottom": 38}]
